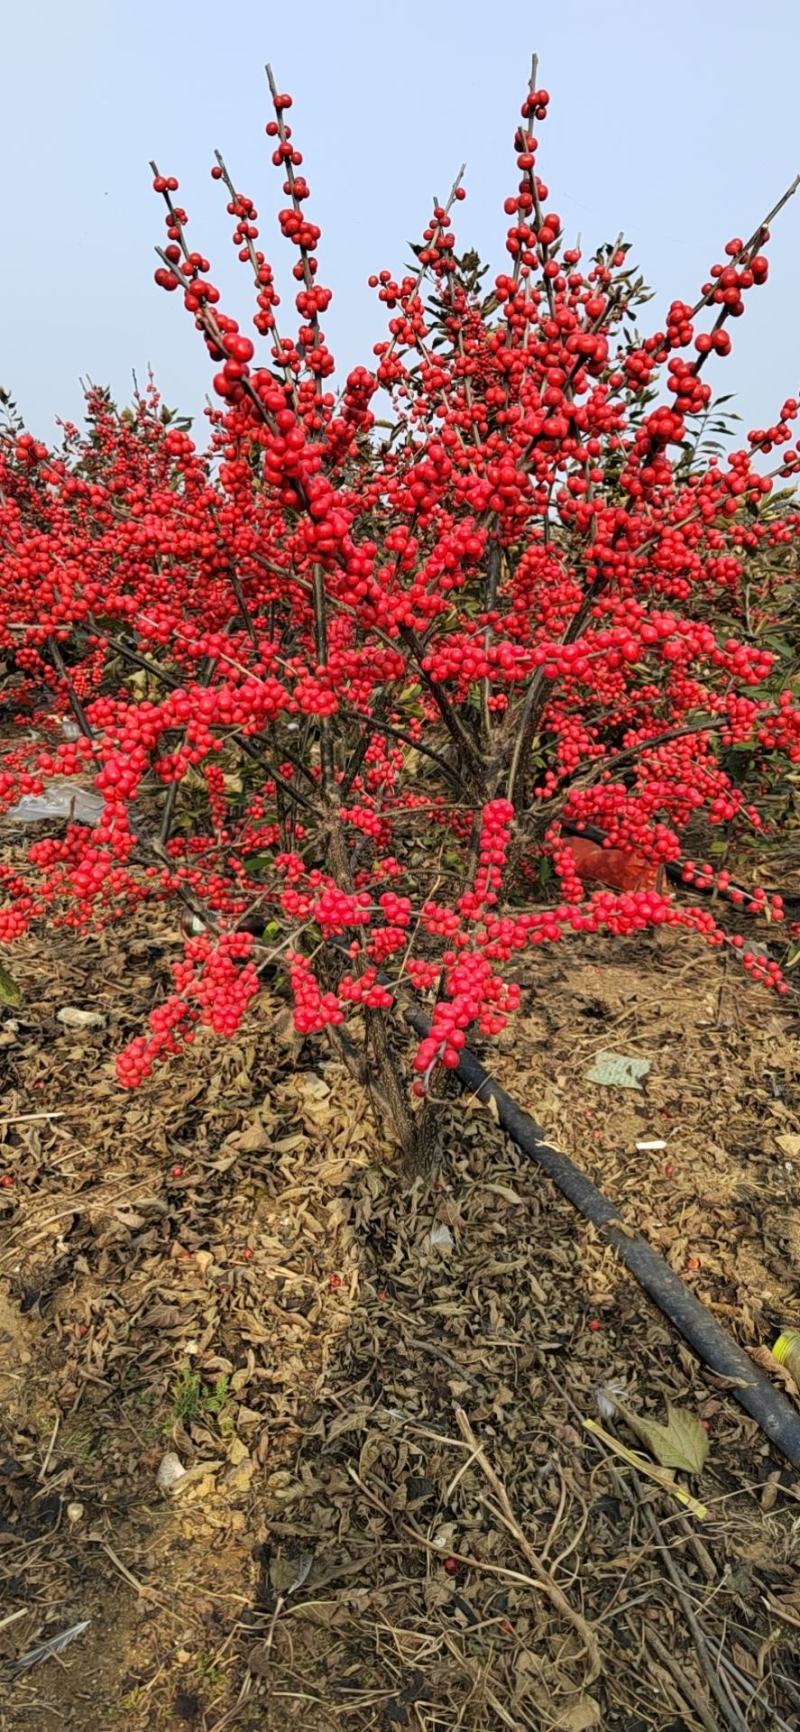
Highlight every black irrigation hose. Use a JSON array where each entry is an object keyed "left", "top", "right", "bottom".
[
  {"left": 403, "top": 1002, "right": 800, "bottom": 1468},
  {"left": 563, "top": 819, "right": 800, "bottom": 907}
]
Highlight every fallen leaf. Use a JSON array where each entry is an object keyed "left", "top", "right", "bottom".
[
  {"left": 776, "top": 1133, "right": 800, "bottom": 1160},
  {"left": 269, "top": 1551, "right": 314, "bottom": 1596},
  {"left": 585, "top": 1051, "right": 651, "bottom": 1090},
  {"left": 0, "top": 961, "right": 21, "bottom": 1007},
  {"left": 556, "top": 1696, "right": 601, "bottom": 1731},
  {"left": 618, "top": 1401, "right": 709, "bottom": 1474},
  {"left": 482, "top": 1182, "right": 524, "bottom": 1204},
  {"left": 247, "top": 1642, "right": 272, "bottom": 1678},
  {"left": 225, "top": 1455, "right": 255, "bottom": 1495},
  {"left": 236, "top": 1115, "right": 272, "bottom": 1153}
]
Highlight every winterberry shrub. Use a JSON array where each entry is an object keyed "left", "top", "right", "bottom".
[{"left": 1, "top": 61, "right": 799, "bottom": 1149}]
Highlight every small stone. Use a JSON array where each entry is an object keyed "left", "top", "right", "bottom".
[
  {"left": 66, "top": 1501, "right": 85, "bottom": 1523},
  {"left": 156, "top": 1451, "right": 187, "bottom": 1492}
]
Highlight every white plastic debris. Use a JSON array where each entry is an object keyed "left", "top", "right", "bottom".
[
  {"left": 7, "top": 784, "right": 106, "bottom": 827},
  {"left": 426, "top": 1223, "right": 454, "bottom": 1254},
  {"left": 585, "top": 1051, "right": 651, "bottom": 1090},
  {"left": 12, "top": 1620, "right": 90, "bottom": 1674},
  {"left": 635, "top": 1139, "right": 667, "bottom": 1152},
  {"left": 56, "top": 1007, "right": 106, "bottom": 1031},
  {"left": 431, "top": 1522, "right": 458, "bottom": 1552},
  {"left": 596, "top": 1380, "right": 627, "bottom": 1421},
  {"left": 156, "top": 1451, "right": 187, "bottom": 1492}
]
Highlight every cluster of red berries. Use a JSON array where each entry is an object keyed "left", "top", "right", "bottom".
[
  {"left": 287, "top": 952, "right": 345, "bottom": 1034},
  {"left": 116, "top": 930, "right": 260, "bottom": 1084},
  {"left": 0, "top": 68, "right": 797, "bottom": 1095},
  {"left": 463, "top": 799, "right": 515, "bottom": 913},
  {"left": 412, "top": 950, "right": 521, "bottom": 1090}
]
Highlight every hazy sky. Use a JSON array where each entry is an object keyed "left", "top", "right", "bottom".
[{"left": 5, "top": 1, "right": 799, "bottom": 445}]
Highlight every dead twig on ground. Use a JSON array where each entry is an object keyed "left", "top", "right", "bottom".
[{"left": 454, "top": 1406, "right": 602, "bottom": 1681}]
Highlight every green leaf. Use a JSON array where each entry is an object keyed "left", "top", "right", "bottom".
[
  {"left": 620, "top": 1402, "right": 709, "bottom": 1474},
  {"left": 0, "top": 960, "right": 22, "bottom": 1007},
  {"left": 242, "top": 853, "right": 273, "bottom": 879}
]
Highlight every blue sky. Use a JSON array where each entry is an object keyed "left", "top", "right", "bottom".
[{"left": 6, "top": 1, "right": 799, "bottom": 444}]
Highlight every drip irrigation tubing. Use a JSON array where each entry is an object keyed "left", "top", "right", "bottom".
[
  {"left": 562, "top": 820, "right": 800, "bottom": 907},
  {"left": 402, "top": 1000, "right": 800, "bottom": 1468}
]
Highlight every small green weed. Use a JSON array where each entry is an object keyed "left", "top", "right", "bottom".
[{"left": 170, "top": 1368, "right": 230, "bottom": 1426}]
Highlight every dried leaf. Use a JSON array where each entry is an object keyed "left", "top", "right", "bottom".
[
  {"left": 247, "top": 1641, "right": 273, "bottom": 1677},
  {"left": 776, "top": 1133, "right": 800, "bottom": 1160},
  {"left": 556, "top": 1695, "right": 601, "bottom": 1730},
  {"left": 619, "top": 1401, "right": 709, "bottom": 1474},
  {"left": 752, "top": 1343, "right": 800, "bottom": 1396},
  {"left": 269, "top": 1551, "right": 314, "bottom": 1596},
  {"left": 0, "top": 961, "right": 21, "bottom": 1006},
  {"left": 326, "top": 1408, "right": 368, "bottom": 1442},
  {"left": 481, "top": 1182, "right": 524, "bottom": 1204},
  {"left": 236, "top": 1115, "right": 272, "bottom": 1153}
]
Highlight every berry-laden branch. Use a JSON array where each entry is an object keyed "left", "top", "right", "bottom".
[{"left": 0, "top": 61, "right": 799, "bottom": 1148}]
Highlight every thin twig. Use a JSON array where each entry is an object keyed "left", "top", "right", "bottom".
[
  {"left": 38, "top": 1414, "right": 60, "bottom": 1483},
  {"left": 454, "top": 1407, "right": 602, "bottom": 1680},
  {"left": 643, "top": 1626, "right": 720, "bottom": 1732},
  {"left": 47, "top": 636, "right": 94, "bottom": 741}
]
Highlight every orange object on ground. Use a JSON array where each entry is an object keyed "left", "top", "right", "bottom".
[{"left": 566, "top": 834, "right": 664, "bottom": 893}]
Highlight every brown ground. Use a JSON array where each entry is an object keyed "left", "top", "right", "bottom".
[{"left": 2, "top": 913, "right": 800, "bottom": 1731}]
